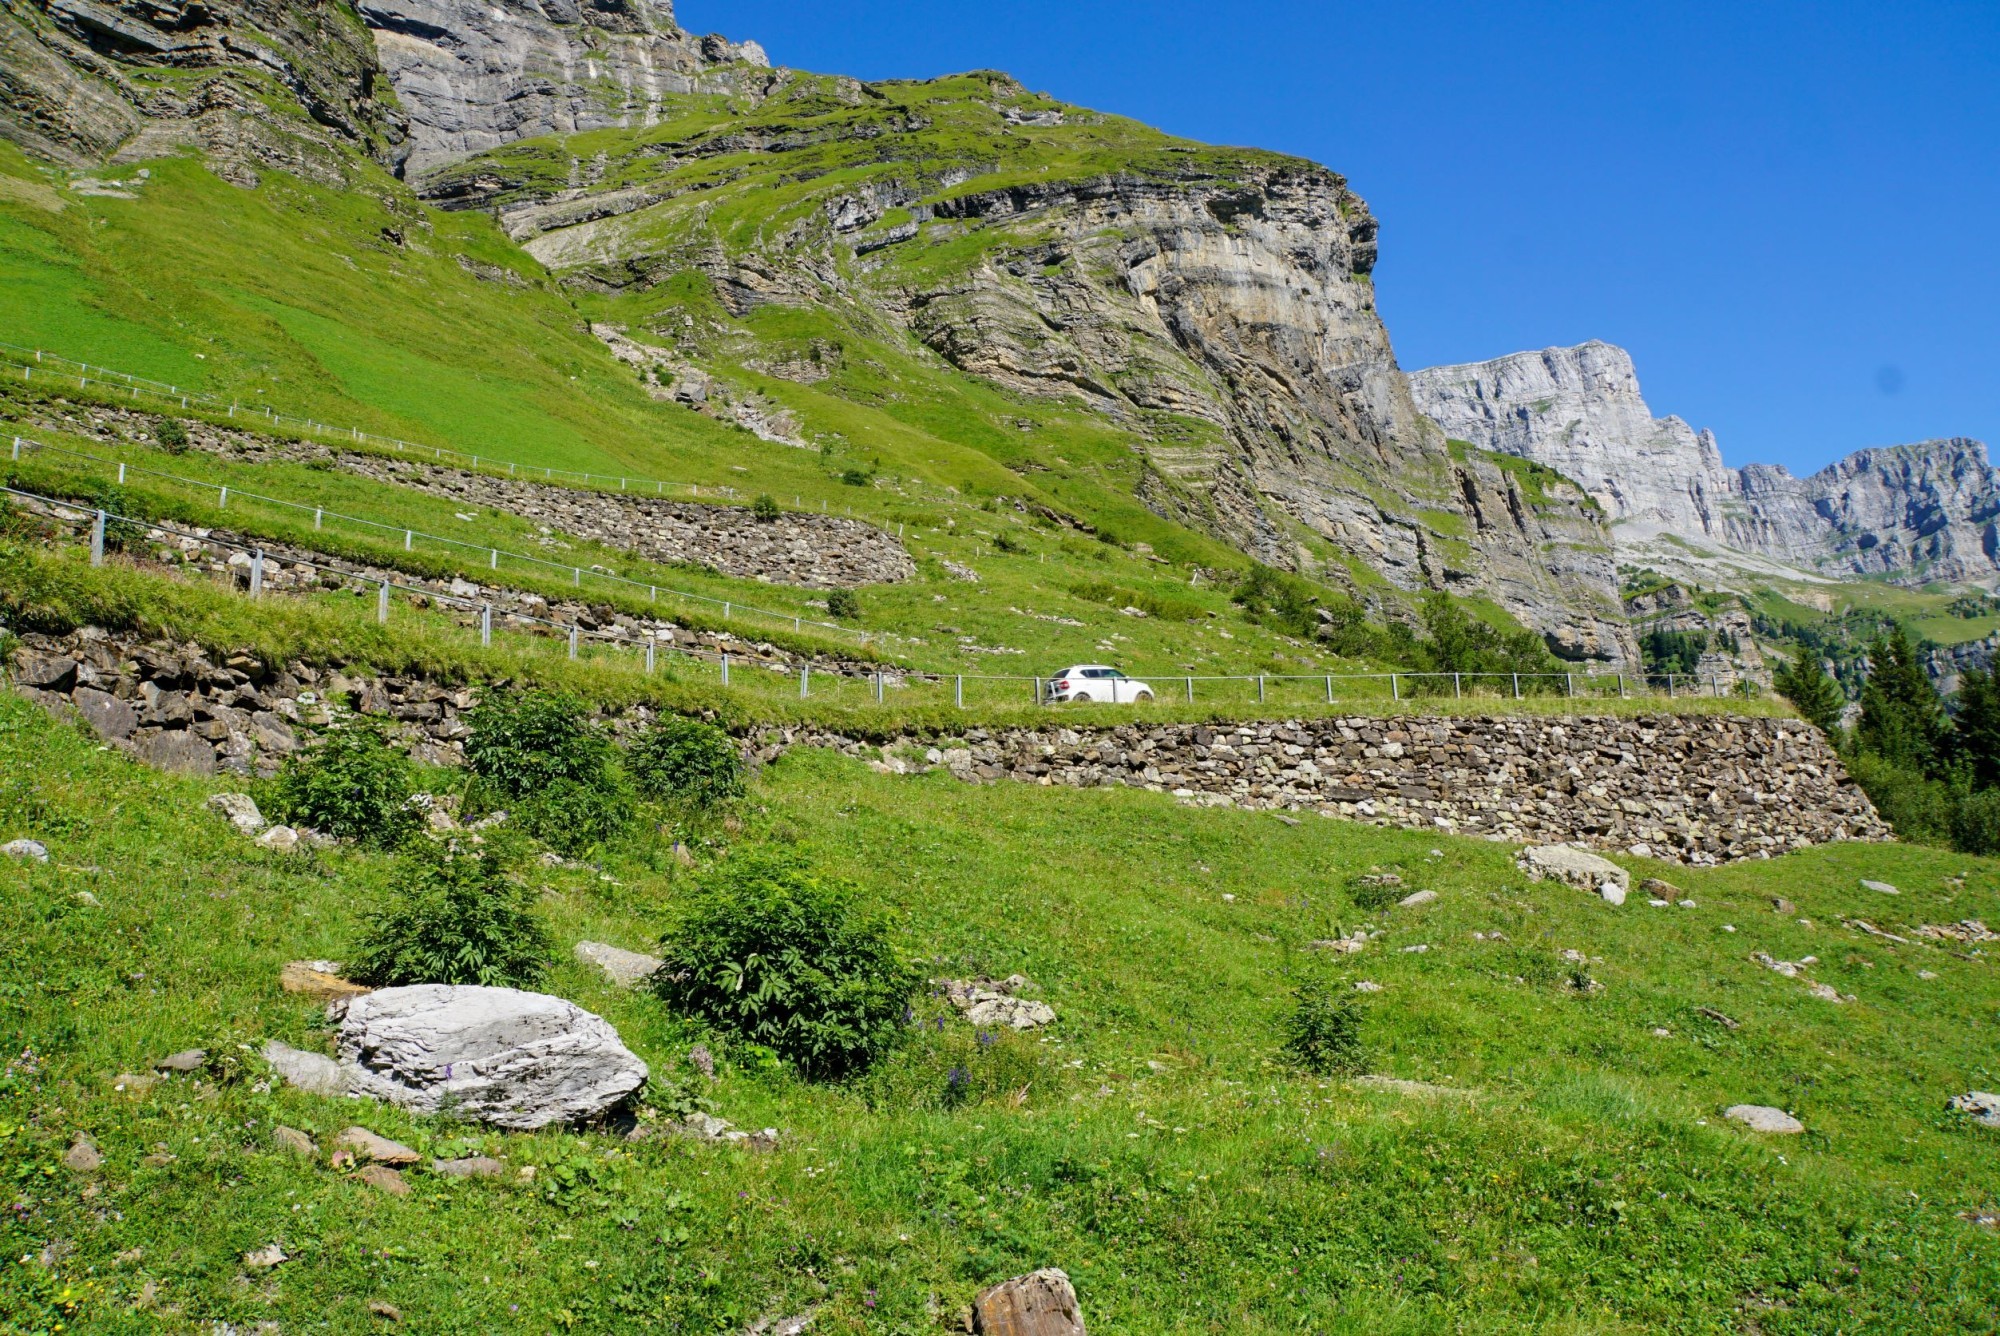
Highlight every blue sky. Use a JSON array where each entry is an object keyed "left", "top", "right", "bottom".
[{"left": 679, "top": 0, "right": 1998, "bottom": 476}]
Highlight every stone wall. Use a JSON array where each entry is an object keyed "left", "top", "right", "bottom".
[
  {"left": 16, "top": 398, "right": 915, "bottom": 588},
  {"left": 9, "top": 630, "right": 1887, "bottom": 863}
]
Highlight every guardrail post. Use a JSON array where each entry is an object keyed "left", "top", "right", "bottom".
[
  {"left": 794, "top": 617, "right": 801, "bottom": 632},
  {"left": 116, "top": 462, "right": 125, "bottom": 484},
  {"left": 1453, "top": 672, "right": 1461, "bottom": 699},
  {"left": 1565, "top": 672, "right": 1574, "bottom": 698},
  {"left": 481, "top": 604, "right": 492, "bottom": 647},
  {"left": 723, "top": 602, "right": 731, "bottom": 620},
  {"left": 1618, "top": 673, "right": 1626, "bottom": 699},
  {"left": 1186, "top": 676, "right": 1194, "bottom": 703},
  {"left": 649, "top": 585, "right": 656, "bottom": 602},
  {"left": 90, "top": 510, "right": 106, "bottom": 566},
  {"left": 249, "top": 549, "right": 264, "bottom": 598},
  {"left": 878, "top": 672, "right": 886, "bottom": 703},
  {"left": 9, "top": 436, "right": 18, "bottom": 460},
  {"left": 404, "top": 530, "right": 412, "bottom": 551},
  {"left": 314, "top": 508, "right": 322, "bottom": 530},
  {"left": 218, "top": 485, "right": 228, "bottom": 509},
  {"left": 1257, "top": 675, "right": 1265, "bottom": 704},
  {"left": 721, "top": 654, "right": 730, "bottom": 686},
  {"left": 1710, "top": 675, "right": 1718, "bottom": 697},
  {"left": 573, "top": 567, "right": 580, "bottom": 587},
  {"left": 1325, "top": 675, "right": 1333, "bottom": 703},
  {"left": 377, "top": 580, "right": 390, "bottom": 624},
  {"left": 1512, "top": 672, "right": 1520, "bottom": 700},
  {"left": 645, "top": 639, "right": 654, "bottom": 672},
  {"left": 1391, "top": 673, "right": 1400, "bottom": 702},
  {"left": 955, "top": 675, "right": 963, "bottom": 708},
  {"left": 491, "top": 550, "right": 498, "bottom": 570},
  {"left": 1667, "top": 673, "right": 1675, "bottom": 698},
  {"left": 800, "top": 666, "right": 810, "bottom": 698},
  {"left": 568, "top": 626, "right": 579, "bottom": 659}
]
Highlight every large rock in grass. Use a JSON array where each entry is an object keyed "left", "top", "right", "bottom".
[
  {"left": 1518, "top": 845, "right": 1630, "bottom": 896},
  {"left": 333, "top": 986, "right": 648, "bottom": 1129},
  {"left": 973, "top": 1268, "right": 1087, "bottom": 1335}
]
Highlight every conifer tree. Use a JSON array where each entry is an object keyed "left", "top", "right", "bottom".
[
  {"left": 1774, "top": 652, "right": 1845, "bottom": 737},
  {"left": 1953, "top": 665, "right": 2000, "bottom": 790},
  {"left": 1856, "top": 625, "right": 1950, "bottom": 776}
]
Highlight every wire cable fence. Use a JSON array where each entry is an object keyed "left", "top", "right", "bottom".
[
  {"left": 5, "top": 428, "right": 890, "bottom": 651},
  {"left": 10, "top": 482, "right": 1747, "bottom": 714}
]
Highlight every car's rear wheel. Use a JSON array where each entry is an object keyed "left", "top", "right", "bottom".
[
  {"left": 1135, "top": 690, "right": 1154, "bottom": 702},
  {"left": 1071, "top": 692, "right": 1093, "bottom": 703}
]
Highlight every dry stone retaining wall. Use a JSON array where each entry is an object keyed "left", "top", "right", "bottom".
[
  {"left": 6, "top": 630, "right": 1887, "bottom": 862},
  {"left": 16, "top": 399, "right": 915, "bottom": 588}
]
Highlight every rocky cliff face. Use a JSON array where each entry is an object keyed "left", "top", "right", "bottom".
[
  {"left": 456, "top": 74, "right": 1637, "bottom": 662},
  {"left": 0, "top": 0, "right": 402, "bottom": 184},
  {"left": 1412, "top": 342, "right": 2000, "bottom": 586},
  {"left": 358, "top": 0, "right": 767, "bottom": 182}
]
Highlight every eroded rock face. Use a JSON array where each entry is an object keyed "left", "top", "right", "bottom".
[
  {"left": 972, "top": 1268, "right": 1087, "bottom": 1336},
  {"left": 359, "top": 0, "right": 767, "bottom": 182},
  {"left": 1412, "top": 341, "right": 2000, "bottom": 586},
  {"left": 334, "top": 984, "right": 648, "bottom": 1129}
]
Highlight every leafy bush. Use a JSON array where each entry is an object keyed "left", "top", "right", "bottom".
[
  {"left": 1347, "top": 872, "right": 1406, "bottom": 912},
  {"left": 465, "top": 690, "right": 630, "bottom": 854},
  {"left": 155, "top": 419, "right": 189, "bottom": 454},
  {"left": 1280, "top": 976, "right": 1368, "bottom": 1075},
  {"left": 628, "top": 717, "right": 744, "bottom": 807},
  {"left": 752, "top": 494, "right": 782, "bottom": 522},
  {"left": 266, "top": 718, "right": 420, "bottom": 847},
  {"left": 351, "top": 836, "right": 553, "bottom": 988},
  {"left": 1844, "top": 751, "right": 1955, "bottom": 847},
  {"left": 517, "top": 775, "right": 634, "bottom": 856},
  {"left": 652, "top": 852, "right": 920, "bottom": 1081},
  {"left": 1950, "top": 788, "right": 2000, "bottom": 856},
  {"left": 1068, "top": 579, "right": 1203, "bottom": 622},
  {"left": 839, "top": 469, "right": 871, "bottom": 487},
  {"left": 825, "top": 588, "right": 861, "bottom": 620},
  {"left": 464, "top": 689, "right": 613, "bottom": 796}
]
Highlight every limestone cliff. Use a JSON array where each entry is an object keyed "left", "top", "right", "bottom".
[
  {"left": 358, "top": 0, "right": 767, "bottom": 183},
  {"left": 1412, "top": 342, "right": 2000, "bottom": 587}
]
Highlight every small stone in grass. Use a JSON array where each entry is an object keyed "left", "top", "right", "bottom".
[
  {"left": 1640, "top": 877, "right": 1682, "bottom": 898},
  {"left": 1354, "top": 980, "right": 1383, "bottom": 993},
  {"left": 431, "top": 1156, "right": 506, "bottom": 1178},
  {"left": 153, "top": 1049, "right": 206, "bottom": 1073},
  {"left": 272, "top": 1126, "right": 316, "bottom": 1157},
  {"left": 335, "top": 1127, "right": 420, "bottom": 1165},
  {"left": 1600, "top": 883, "right": 1626, "bottom": 906},
  {"left": 369, "top": 1299, "right": 402, "bottom": 1322},
  {"left": 243, "top": 1243, "right": 287, "bottom": 1269},
  {"left": 1918, "top": 970, "right": 1939, "bottom": 980},
  {"left": 206, "top": 792, "right": 266, "bottom": 837},
  {"left": 1724, "top": 1104, "right": 1804, "bottom": 1134},
  {"left": 64, "top": 1137, "right": 103, "bottom": 1173},
  {"left": 1861, "top": 879, "right": 1899, "bottom": 895},
  {"left": 1947, "top": 1091, "right": 2000, "bottom": 1129},
  {"left": 1398, "top": 890, "right": 1438, "bottom": 908},
  {"left": 2, "top": 839, "right": 49, "bottom": 862},
  {"left": 356, "top": 1163, "right": 410, "bottom": 1196},
  {"left": 1772, "top": 897, "right": 1797, "bottom": 914}
]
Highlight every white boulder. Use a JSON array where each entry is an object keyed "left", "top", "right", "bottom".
[
  {"left": 1518, "top": 845, "right": 1630, "bottom": 894},
  {"left": 331, "top": 985, "right": 647, "bottom": 1128},
  {"left": 574, "top": 941, "right": 663, "bottom": 988},
  {"left": 1948, "top": 1091, "right": 2000, "bottom": 1128}
]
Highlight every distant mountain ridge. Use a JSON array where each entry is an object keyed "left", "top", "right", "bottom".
[{"left": 1410, "top": 342, "right": 2000, "bottom": 587}]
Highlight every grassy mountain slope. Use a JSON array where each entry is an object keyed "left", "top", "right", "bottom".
[{"left": 3, "top": 693, "right": 1997, "bottom": 1331}]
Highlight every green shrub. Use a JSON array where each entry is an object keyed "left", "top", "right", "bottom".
[
  {"left": 464, "top": 689, "right": 615, "bottom": 797},
  {"left": 154, "top": 419, "right": 189, "bottom": 454},
  {"left": 351, "top": 836, "right": 553, "bottom": 988},
  {"left": 516, "top": 775, "right": 634, "bottom": 856},
  {"left": 652, "top": 852, "right": 920, "bottom": 1081},
  {"left": 1280, "top": 976, "right": 1368, "bottom": 1075},
  {"left": 266, "top": 718, "right": 420, "bottom": 847},
  {"left": 1347, "top": 872, "right": 1406, "bottom": 912},
  {"left": 839, "top": 469, "right": 871, "bottom": 487},
  {"left": 825, "top": 588, "right": 861, "bottom": 620},
  {"left": 1845, "top": 751, "right": 1955, "bottom": 846},
  {"left": 1951, "top": 788, "right": 2000, "bottom": 856},
  {"left": 752, "top": 494, "right": 782, "bottom": 522},
  {"left": 628, "top": 717, "right": 744, "bottom": 807}
]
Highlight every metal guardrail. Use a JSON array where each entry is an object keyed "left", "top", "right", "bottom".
[
  {"left": 5, "top": 429, "right": 886, "bottom": 649},
  {"left": 12, "top": 480, "right": 1742, "bottom": 711}
]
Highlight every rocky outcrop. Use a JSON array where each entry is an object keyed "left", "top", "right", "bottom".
[
  {"left": 357, "top": 0, "right": 768, "bottom": 184},
  {"left": 1412, "top": 342, "right": 2000, "bottom": 587},
  {"left": 0, "top": 0, "right": 405, "bottom": 183}
]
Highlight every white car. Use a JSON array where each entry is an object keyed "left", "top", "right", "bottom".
[{"left": 1047, "top": 664, "right": 1155, "bottom": 704}]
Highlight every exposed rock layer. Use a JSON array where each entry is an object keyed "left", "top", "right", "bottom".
[{"left": 1411, "top": 342, "right": 2000, "bottom": 585}]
